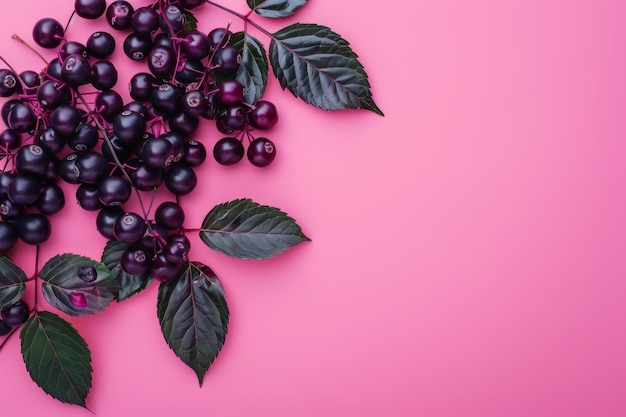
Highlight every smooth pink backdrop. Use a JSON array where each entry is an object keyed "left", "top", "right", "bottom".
[{"left": 1, "top": 0, "right": 625, "bottom": 416}]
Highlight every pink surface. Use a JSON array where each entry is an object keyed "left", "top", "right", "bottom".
[{"left": 1, "top": 0, "right": 626, "bottom": 416}]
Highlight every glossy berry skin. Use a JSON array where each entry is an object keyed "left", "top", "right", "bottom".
[
  {"left": 151, "top": 254, "right": 182, "bottom": 282},
  {"left": 182, "top": 140, "right": 207, "bottom": 167},
  {"left": 59, "top": 153, "right": 80, "bottom": 184},
  {"left": 7, "top": 103, "right": 36, "bottom": 133},
  {"left": 0, "top": 221, "right": 18, "bottom": 252},
  {"left": 74, "top": 151, "right": 109, "bottom": 184},
  {"left": 128, "top": 163, "right": 163, "bottom": 191},
  {"left": 61, "top": 54, "right": 92, "bottom": 87},
  {"left": 76, "top": 183, "right": 104, "bottom": 211},
  {"left": 36, "top": 128, "right": 65, "bottom": 154},
  {"left": 151, "top": 84, "right": 181, "bottom": 117},
  {"left": 0, "top": 172, "right": 14, "bottom": 197},
  {"left": 75, "top": 0, "right": 107, "bottom": 19},
  {"left": 98, "top": 176, "right": 131, "bottom": 206},
  {"left": 114, "top": 212, "right": 146, "bottom": 244},
  {"left": 49, "top": 104, "right": 83, "bottom": 138},
  {"left": 216, "top": 80, "right": 244, "bottom": 106},
  {"left": 174, "top": 59, "right": 204, "bottom": 84},
  {"left": 37, "top": 80, "right": 69, "bottom": 109},
  {"left": 181, "top": 90, "right": 209, "bottom": 118},
  {"left": 221, "top": 105, "right": 247, "bottom": 130},
  {"left": 148, "top": 46, "right": 176, "bottom": 79},
  {"left": 18, "top": 213, "right": 51, "bottom": 245},
  {"left": 247, "top": 137, "right": 277, "bottom": 167},
  {"left": 207, "top": 28, "right": 232, "bottom": 50},
  {"left": 90, "top": 60, "right": 118, "bottom": 90},
  {"left": 45, "top": 58, "right": 63, "bottom": 81},
  {"left": 142, "top": 137, "right": 175, "bottom": 168},
  {"left": 0, "top": 319, "right": 11, "bottom": 336},
  {"left": 0, "top": 129, "right": 20, "bottom": 151},
  {"left": 180, "top": 0, "right": 205, "bottom": 8},
  {"left": 68, "top": 123, "right": 99, "bottom": 152},
  {"left": 33, "top": 18, "right": 64, "bottom": 49},
  {"left": 121, "top": 246, "right": 151, "bottom": 275},
  {"left": 15, "top": 145, "right": 50, "bottom": 177},
  {"left": 107, "top": 1, "right": 135, "bottom": 30},
  {"left": 213, "top": 46, "right": 242, "bottom": 75},
  {"left": 131, "top": 7, "right": 159, "bottom": 36},
  {"left": 35, "top": 184, "right": 65, "bottom": 215},
  {"left": 181, "top": 31, "right": 210, "bottom": 60},
  {"left": 113, "top": 110, "right": 147, "bottom": 145},
  {"left": 165, "top": 165, "right": 197, "bottom": 195},
  {"left": 129, "top": 72, "right": 155, "bottom": 101},
  {"left": 0, "top": 198, "right": 24, "bottom": 221},
  {"left": 160, "top": 132, "right": 186, "bottom": 163},
  {"left": 249, "top": 101, "right": 278, "bottom": 129},
  {"left": 159, "top": 5, "right": 185, "bottom": 33},
  {"left": 155, "top": 202, "right": 185, "bottom": 230},
  {"left": 1, "top": 300, "right": 29, "bottom": 326},
  {"left": 96, "top": 90, "right": 124, "bottom": 123},
  {"left": 59, "top": 41, "right": 88, "bottom": 60},
  {"left": 19, "top": 70, "right": 40, "bottom": 93},
  {"left": 7, "top": 175, "right": 41, "bottom": 205},
  {"left": 213, "top": 137, "right": 244, "bottom": 166},
  {"left": 77, "top": 265, "right": 98, "bottom": 283},
  {"left": 168, "top": 112, "right": 199, "bottom": 137},
  {"left": 86, "top": 31, "right": 116, "bottom": 59},
  {"left": 123, "top": 33, "right": 152, "bottom": 61},
  {"left": 96, "top": 206, "right": 124, "bottom": 239},
  {"left": 0, "top": 69, "right": 18, "bottom": 97}
]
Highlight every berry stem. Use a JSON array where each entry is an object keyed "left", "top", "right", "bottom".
[
  {"left": 11, "top": 34, "right": 49, "bottom": 65},
  {"left": 33, "top": 245, "right": 40, "bottom": 311},
  {"left": 204, "top": 1, "right": 273, "bottom": 38}
]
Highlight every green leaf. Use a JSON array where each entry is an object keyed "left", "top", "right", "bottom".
[
  {"left": 20, "top": 311, "right": 92, "bottom": 408},
  {"left": 230, "top": 31, "right": 269, "bottom": 104},
  {"left": 199, "top": 198, "right": 310, "bottom": 260},
  {"left": 101, "top": 240, "right": 152, "bottom": 302},
  {"left": 181, "top": 11, "right": 198, "bottom": 36},
  {"left": 269, "top": 23, "right": 383, "bottom": 115},
  {"left": 157, "top": 262, "right": 229, "bottom": 385},
  {"left": 0, "top": 256, "right": 28, "bottom": 309},
  {"left": 40, "top": 254, "right": 120, "bottom": 316},
  {"left": 247, "top": 0, "right": 308, "bottom": 18}
]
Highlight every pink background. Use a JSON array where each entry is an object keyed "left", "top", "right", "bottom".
[{"left": 1, "top": 0, "right": 625, "bottom": 415}]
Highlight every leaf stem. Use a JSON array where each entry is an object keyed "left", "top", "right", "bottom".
[
  {"left": 204, "top": 1, "right": 273, "bottom": 38},
  {"left": 34, "top": 245, "right": 40, "bottom": 310}
]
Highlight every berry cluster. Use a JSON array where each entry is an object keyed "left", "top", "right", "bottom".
[{"left": 0, "top": 0, "right": 282, "bottom": 281}]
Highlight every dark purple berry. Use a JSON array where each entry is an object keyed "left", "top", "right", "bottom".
[
  {"left": 207, "top": 28, "right": 232, "bottom": 50},
  {"left": 74, "top": 151, "right": 109, "bottom": 184},
  {"left": 213, "top": 137, "right": 244, "bottom": 166},
  {"left": 61, "top": 54, "right": 91, "bottom": 87},
  {"left": 123, "top": 33, "right": 152, "bottom": 61},
  {"left": 15, "top": 145, "right": 50, "bottom": 177},
  {"left": 174, "top": 58, "right": 204, "bottom": 84},
  {"left": 18, "top": 214, "right": 51, "bottom": 245},
  {"left": 7, "top": 103, "right": 36, "bottom": 133},
  {"left": 96, "top": 206, "right": 124, "bottom": 239},
  {"left": 150, "top": 83, "right": 181, "bottom": 117},
  {"left": 107, "top": 0, "right": 135, "bottom": 30},
  {"left": 7, "top": 175, "right": 41, "bottom": 205},
  {"left": 168, "top": 112, "right": 199, "bottom": 137},
  {"left": 121, "top": 246, "right": 151, "bottom": 275},
  {"left": 180, "top": 0, "right": 205, "bottom": 9},
  {"left": 155, "top": 201, "right": 185, "bottom": 230},
  {"left": 67, "top": 123, "right": 99, "bottom": 152},
  {"left": 37, "top": 80, "right": 69, "bottom": 109},
  {"left": 0, "top": 69, "right": 18, "bottom": 97},
  {"left": 181, "top": 31, "right": 210, "bottom": 60},
  {"left": 49, "top": 104, "right": 83, "bottom": 137},
  {"left": 0, "top": 129, "right": 21, "bottom": 151},
  {"left": 35, "top": 184, "right": 65, "bottom": 215},
  {"left": 75, "top": 0, "right": 107, "bottom": 19},
  {"left": 181, "top": 90, "right": 209, "bottom": 118},
  {"left": 128, "top": 161, "right": 163, "bottom": 191},
  {"left": 96, "top": 90, "right": 124, "bottom": 123},
  {"left": 1, "top": 301, "right": 29, "bottom": 326},
  {"left": 18, "top": 70, "right": 40, "bottom": 93},
  {"left": 35, "top": 128, "right": 65, "bottom": 155},
  {"left": 59, "top": 41, "right": 88, "bottom": 60},
  {"left": 90, "top": 60, "right": 118, "bottom": 90},
  {"left": 160, "top": 132, "right": 186, "bottom": 163},
  {"left": 0, "top": 221, "right": 18, "bottom": 252},
  {"left": 151, "top": 254, "right": 182, "bottom": 282},
  {"left": 77, "top": 265, "right": 98, "bottom": 282},
  {"left": 0, "top": 319, "right": 11, "bottom": 336},
  {"left": 165, "top": 165, "right": 197, "bottom": 195},
  {"left": 112, "top": 110, "right": 147, "bottom": 145},
  {"left": 129, "top": 72, "right": 155, "bottom": 101},
  {"left": 114, "top": 212, "right": 146, "bottom": 243},
  {"left": 163, "top": 237, "right": 188, "bottom": 264},
  {"left": 76, "top": 183, "right": 104, "bottom": 211},
  {"left": 159, "top": 5, "right": 185, "bottom": 34},
  {"left": 45, "top": 58, "right": 63, "bottom": 81},
  {"left": 142, "top": 136, "right": 175, "bottom": 168},
  {"left": 213, "top": 46, "right": 241, "bottom": 74},
  {"left": 249, "top": 101, "right": 278, "bottom": 129},
  {"left": 33, "top": 18, "right": 64, "bottom": 49},
  {"left": 59, "top": 153, "right": 80, "bottom": 184},
  {"left": 131, "top": 7, "right": 159, "bottom": 36},
  {"left": 148, "top": 46, "right": 176, "bottom": 79},
  {"left": 216, "top": 80, "right": 244, "bottom": 106},
  {"left": 247, "top": 137, "right": 276, "bottom": 167},
  {"left": 182, "top": 140, "right": 206, "bottom": 167},
  {"left": 0, "top": 198, "right": 24, "bottom": 221},
  {"left": 86, "top": 31, "right": 116, "bottom": 59},
  {"left": 98, "top": 176, "right": 131, "bottom": 206},
  {"left": 220, "top": 105, "right": 247, "bottom": 130}
]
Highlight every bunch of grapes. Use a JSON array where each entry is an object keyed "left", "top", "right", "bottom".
[{"left": 0, "top": 0, "right": 281, "bottom": 292}]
